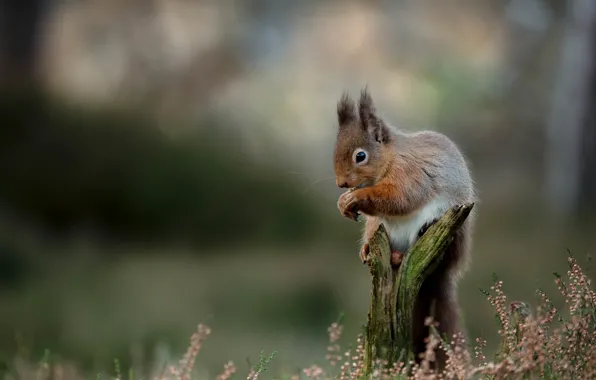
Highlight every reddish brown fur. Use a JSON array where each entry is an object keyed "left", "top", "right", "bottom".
[{"left": 338, "top": 163, "right": 434, "bottom": 219}]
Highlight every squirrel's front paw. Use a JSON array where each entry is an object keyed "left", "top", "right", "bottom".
[
  {"left": 338, "top": 190, "right": 359, "bottom": 221},
  {"left": 359, "top": 243, "right": 370, "bottom": 264}
]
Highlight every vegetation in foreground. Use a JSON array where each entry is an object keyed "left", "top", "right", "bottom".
[{"left": 3, "top": 255, "right": 595, "bottom": 380}]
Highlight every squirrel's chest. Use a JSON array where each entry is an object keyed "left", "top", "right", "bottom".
[{"left": 380, "top": 196, "right": 449, "bottom": 252}]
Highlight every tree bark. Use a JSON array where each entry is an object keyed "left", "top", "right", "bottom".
[
  {"left": 544, "top": 0, "right": 596, "bottom": 218},
  {"left": 363, "top": 203, "right": 474, "bottom": 375},
  {"left": 0, "top": 0, "right": 48, "bottom": 89},
  {"left": 579, "top": 16, "right": 596, "bottom": 211}
]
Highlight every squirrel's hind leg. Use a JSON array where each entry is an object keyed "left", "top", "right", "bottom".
[
  {"left": 360, "top": 217, "right": 404, "bottom": 267},
  {"left": 359, "top": 216, "right": 381, "bottom": 264}
]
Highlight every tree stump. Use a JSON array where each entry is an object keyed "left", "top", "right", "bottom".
[{"left": 362, "top": 203, "right": 474, "bottom": 375}]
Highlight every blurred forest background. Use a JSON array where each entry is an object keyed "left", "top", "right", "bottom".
[{"left": 0, "top": 0, "right": 595, "bottom": 377}]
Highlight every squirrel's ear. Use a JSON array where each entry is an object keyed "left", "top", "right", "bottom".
[
  {"left": 359, "top": 87, "right": 390, "bottom": 143},
  {"left": 337, "top": 92, "right": 356, "bottom": 126}
]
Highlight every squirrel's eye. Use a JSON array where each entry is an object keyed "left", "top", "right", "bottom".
[{"left": 355, "top": 151, "right": 367, "bottom": 163}]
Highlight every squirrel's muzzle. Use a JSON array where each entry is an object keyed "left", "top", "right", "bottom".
[{"left": 336, "top": 179, "right": 350, "bottom": 188}]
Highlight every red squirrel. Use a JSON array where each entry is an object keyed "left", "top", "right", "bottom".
[{"left": 333, "top": 88, "right": 476, "bottom": 369}]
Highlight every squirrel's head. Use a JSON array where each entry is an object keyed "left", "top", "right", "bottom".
[{"left": 333, "top": 88, "right": 392, "bottom": 189}]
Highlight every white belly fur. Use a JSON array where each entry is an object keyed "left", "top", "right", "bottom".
[{"left": 381, "top": 195, "right": 450, "bottom": 252}]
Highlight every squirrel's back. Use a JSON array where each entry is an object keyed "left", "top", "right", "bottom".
[
  {"left": 381, "top": 129, "right": 475, "bottom": 254},
  {"left": 395, "top": 130, "right": 474, "bottom": 204}
]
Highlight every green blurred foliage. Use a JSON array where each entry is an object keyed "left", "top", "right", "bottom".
[
  {"left": 0, "top": 88, "right": 360, "bottom": 375},
  {"left": 0, "top": 89, "right": 341, "bottom": 251}
]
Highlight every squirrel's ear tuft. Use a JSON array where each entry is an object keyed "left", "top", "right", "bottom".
[
  {"left": 337, "top": 92, "right": 356, "bottom": 126},
  {"left": 358, "top": 86, "right": 376, "bottom": 126},
  {"left": 359, "top": 87, "right": 390, "bottom": 143}
]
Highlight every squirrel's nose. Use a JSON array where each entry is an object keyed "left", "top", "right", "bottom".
[{"left": 337, "top": 180, "right": 349, "bottom": 188}]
